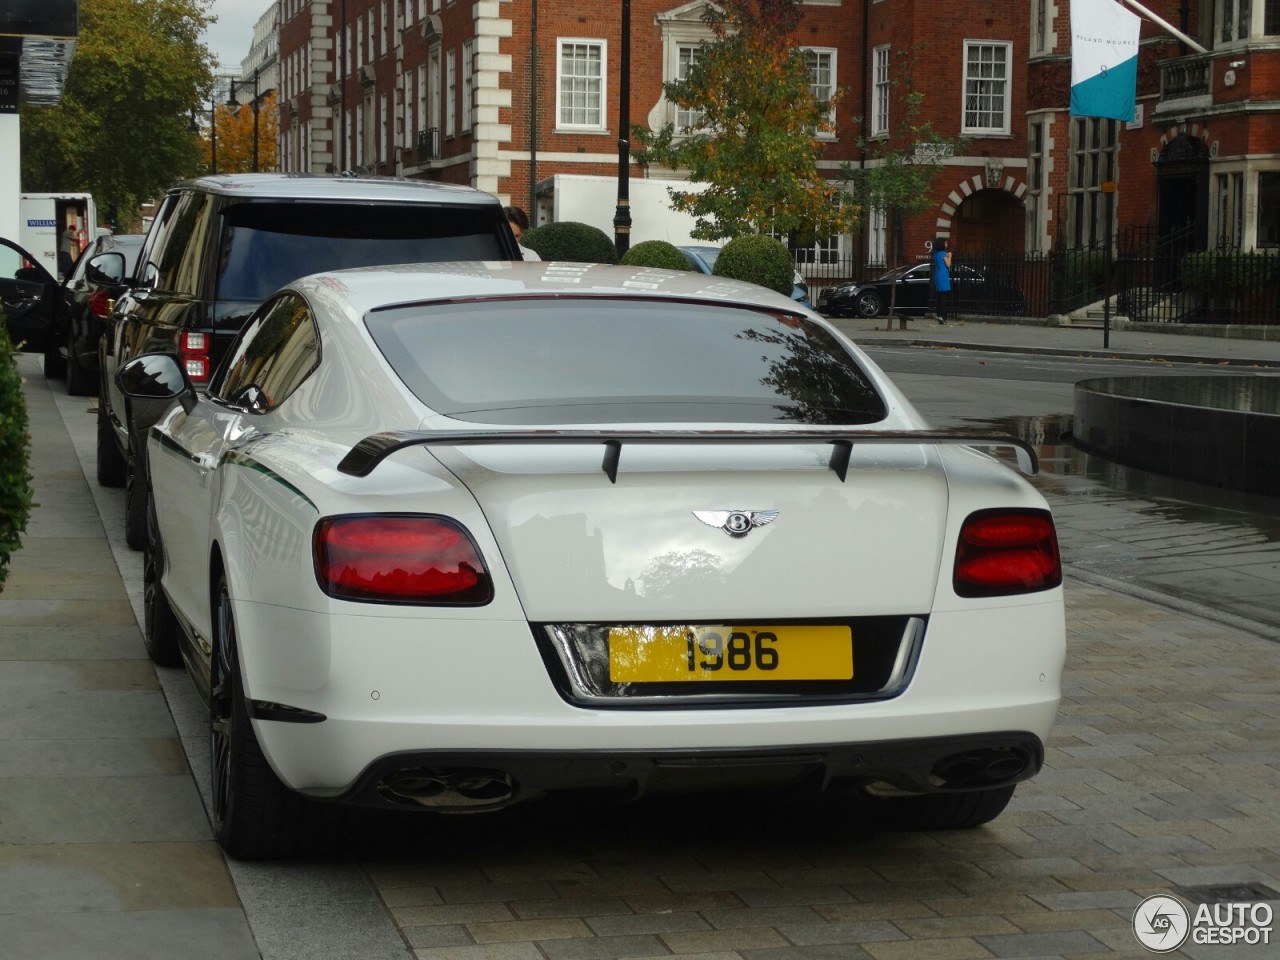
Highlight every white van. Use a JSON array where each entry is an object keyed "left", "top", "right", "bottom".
[{"left": 18, "top": 193, "right": 98, "bottom": 281}]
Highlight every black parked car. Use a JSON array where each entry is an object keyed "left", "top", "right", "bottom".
[
  {"left": 818, "top": 262, "right": 1026, "bottom": 319},
  {"left": 12, "top": 174, "right": 522, "bottom": 552},
  {"left": 49, "top": 233, "right": 144, "bottom": 395}
]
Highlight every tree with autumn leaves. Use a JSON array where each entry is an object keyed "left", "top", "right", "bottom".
[
  {"left": 199, "top": 93, "right": 280, "bottom": 174},
  {"left": 632, "top": 0, "right": 858, "bottom": 244}
]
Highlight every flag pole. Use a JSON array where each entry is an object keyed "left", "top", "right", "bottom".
[{"left": 1116, "top": 0, "right": 1208, "bottom": 53}]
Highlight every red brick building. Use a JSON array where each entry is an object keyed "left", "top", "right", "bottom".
[{"left": 273, "top": 0, "right": 1280, "bottom": 273}]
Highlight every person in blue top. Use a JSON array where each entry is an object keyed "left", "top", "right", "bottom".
[{"left": 931, "top": 237, "right": 952, "bottom": 325}]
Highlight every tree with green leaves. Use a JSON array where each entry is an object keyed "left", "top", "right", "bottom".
[
  {"left": 20, "top": 0, "right": 217, "bottom": 226},
  {"left": 632, "top": 0, "right": 858, "bottom": 244},
  {"left": 840, "top": 46, "right": 964, "bottom": 318}
]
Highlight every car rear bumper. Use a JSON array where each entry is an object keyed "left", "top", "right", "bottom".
[
  {"left": 332, "top": 730, "right": 1045, "bottom": 810},
  {"left": 235, "top": 596, "right": 1065, "bottom": 801}
]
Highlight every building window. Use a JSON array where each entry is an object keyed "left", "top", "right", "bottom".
[
  {"left": 871, "top": 45, "right": 889, "bottom": 136},
  {"left": 867, "top": 206, "right": 887, "bottom": 266},
  {"left": 367, "top": 10, "right": 375, "bottom": 62},
  {"left": 445, "top": 48, "right": 456, "bottom": 137},
  {"left": 558, "top": 39, "right": 606, "bottom": 130},
  {"left": 1027, "top": 119, "right": 1047, "bottom": 251},
  {"left": 428, "top": 45, "right": 441, "bottom": 137},
  {"left": 1068, "top": 117, "right": 1116, "bottom": 247},
  {"left": 962, "top": 41, "right": 1011, "bottom": 135},
  {"left": 1267, "top": 0, "right": 1280, "bottom": 33},
  {"left": 462, "top": 40, "right": 474, "bottom": 132},
  {"left": 380, "top": 0, "right": 388, "bottom": 56},
  {"left": 1032, "top": 0, "right": 1048, "bottom": 53},
  {"left": 675, "top": 43, "right": 703, "bottom": 132},
  {"left": 1222, "top": 0, "right": 1254, "bottom": 40},
  {"left": 1216, "top": 172, "right": 1244, "bottom": 249},
  {"left": 1259, "top": 172, "right": 1280, "bottom": 246},
  {"left": 379, "top": 93, "right": 388, "bottom": 163},
  {"left": 417, "top": 64, "right": 426, "bottom": 139},
  {"left": 805, "top": 48, "right": 836, "bottom": 136},
  {"left": 403, "top": 71, "right": 413, "bottom": 148}
]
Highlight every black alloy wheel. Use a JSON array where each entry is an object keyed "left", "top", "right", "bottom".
[
  {"left": 65, "top": 326, "right": 94, "bottom": 396},
  {"left": 855, "top": 290, "right": 883, "bottom": 318},
  {"left": 124, "top": 452, "right": 148, "bottom": 550},
  {"left": 209, "top": 575, "right": 307, "bottom": 860},
  {"left": 96, "top": 399, "right": 126, "bottom": 487},
  {"left": 142, "top": 492, "right": 182, "bottom": 667},
  {"left": 43, "top": 343, "right": 66, "bottom": 380}
]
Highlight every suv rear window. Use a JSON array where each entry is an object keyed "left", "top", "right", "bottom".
[
  {"left": 366, "top": 297, "right": 888, "bottom": 425},
  {"left": 216, "top": 202, "right": 507, "bottom": 302}
]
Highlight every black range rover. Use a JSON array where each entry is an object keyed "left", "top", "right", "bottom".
[{"left": 93, "top": 174, "right": 521, "bottom": 549}]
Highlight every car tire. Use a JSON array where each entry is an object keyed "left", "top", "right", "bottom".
[
  {"left": 125, "top": 454, "right": 148, "bottom": 551},
  {"left": 43, "top": 345, "right": 66, "bottom": 380},
  {"left": 65, "top": 330, "right": 94, "bottom": 396},
  {"left": 210, "top": 574, "right": 308, "bottom": 860},
  {"left": 142, "top": 494, "right": 182, "bottom": 668},
  {"left": 871, "top": 785, "right": 1015, "bottom": 831},
  {"left": 96, "top": 399, "right": 126, "bottom": 488},
  {"left": 854, "top": 291, "right": 883, "bottom": 318}
]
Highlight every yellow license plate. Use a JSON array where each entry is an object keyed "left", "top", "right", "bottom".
[{"left": 608, "top": 625, "right": 853, "bottom": 683}]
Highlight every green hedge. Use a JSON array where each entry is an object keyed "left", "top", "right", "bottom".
[
  {"left": 521, "top": 221, "right": 619, "bottom": 263},
  {"left": 0, "top": 322, "right": 33, "bottom": 592},
  {"left": 1180, "top": 250, "right": 1280, "bottom": 292},
  {"left": 711, "top": 235, "right": 794, "bottom": 295},
  {"left": 619, "top": 240, "right": 692, "bottom": 271}
]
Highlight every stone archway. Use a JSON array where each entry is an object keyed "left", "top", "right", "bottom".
[{"left": 935, "top": 172, "right": 1029, "bottom": 254}]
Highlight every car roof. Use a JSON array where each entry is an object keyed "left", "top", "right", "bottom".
[
  {"left": 170, "top": 173, "right": 500, "bottom": 206},
  {"left": 294, "top": 261, "right": 805, "bottom": 316}
]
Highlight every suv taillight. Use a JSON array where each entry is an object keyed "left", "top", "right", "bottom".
[
  {"left": 953, "top": 509, "right": 1061, "bottom": 598},
  {"left": 87, "top": 289, "right": 112, "bottom": 319},
  {"left": 178, "top": 331, "right": 210, "bottom": 382},
  {"left": 313, "top": 515, "right": 494, "bottom": 605}
]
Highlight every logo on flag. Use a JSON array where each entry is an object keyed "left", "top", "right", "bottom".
[{"left": 1070, "top": 0, "right": 1141, "bottom": 121}]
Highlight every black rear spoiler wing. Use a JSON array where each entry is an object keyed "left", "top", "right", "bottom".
[{"left": 336, "top": 429, "right": 1038, "bottom": 483}]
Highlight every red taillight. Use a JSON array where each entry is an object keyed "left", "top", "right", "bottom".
[
  {"left": 178, "top": 331, "right": 210, "bottom": 383},
  {"left": 313, "top": 515, "right": 493, "bottom": 605},
  {"left": 953, "top": 509, "right": 1061, "bottom": 598},
  {"left": 88, "top": 289, "right": 112, "bottom": 319}
]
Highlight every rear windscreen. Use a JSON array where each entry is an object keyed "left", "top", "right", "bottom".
[
  {"left": 366, "top": 297, "right": 888, "bottom": 426},
  {"left": 216, "top": 202, "right": 507, "bottom": 302}
]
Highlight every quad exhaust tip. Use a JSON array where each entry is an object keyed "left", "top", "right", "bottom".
[{"left": 379, "top": 767, "right": 515, "bottom": 808}]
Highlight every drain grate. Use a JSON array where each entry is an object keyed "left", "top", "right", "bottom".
[{"left": 1174, "top": 883, "right": 1280, "bottom": 904}]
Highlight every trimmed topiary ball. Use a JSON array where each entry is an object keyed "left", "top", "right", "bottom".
[
  {"left": 711, "top": 235, "right": 794, "bottom": 295},
  {"left": 521, "top": 221, "right": 619, "bottom": 264},
  {"left": 619, "top": 240, "right": 693, "bottom": 271}
]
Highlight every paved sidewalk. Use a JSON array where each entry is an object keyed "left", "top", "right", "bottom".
[
  {"left": 3, "top": 329, "right": 1279, "bottom": 959},
  {"left": 829, "top": 314, "right": 1280, "bottom": 368}
]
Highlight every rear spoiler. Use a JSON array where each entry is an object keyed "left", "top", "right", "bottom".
[{"left": 336, "top": 429, "right": 1038, "bottom": 483}]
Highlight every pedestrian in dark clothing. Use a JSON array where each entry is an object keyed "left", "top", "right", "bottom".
[{"left": 932, "top": 237, "right": 952, "bottom": 324}]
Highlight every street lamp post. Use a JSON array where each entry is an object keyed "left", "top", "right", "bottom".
[
  {"left": 189, "top": 86, "right": 220, "bottom": 174},
  {"left": 613, "top": 0, "right": 632, "bottom": 258},
  {"left": 227, "top": 68, "right": 261, "bottom": 173}
]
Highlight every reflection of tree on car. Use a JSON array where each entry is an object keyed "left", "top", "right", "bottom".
[{"left": 817, "top": 263, "right": 1027, "bottom": 319}]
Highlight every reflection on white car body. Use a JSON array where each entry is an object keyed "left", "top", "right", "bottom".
[{"left": 124, "top": 261, "right": 1065, "bottom": 859}]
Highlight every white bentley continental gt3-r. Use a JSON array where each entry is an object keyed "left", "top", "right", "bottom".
[{"left": 118, "top": 261, "right": 1065, "bottom": 859}]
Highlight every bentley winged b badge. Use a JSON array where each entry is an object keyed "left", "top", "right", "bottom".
[{"left": 693, "top": 510, "right": 779, "bottom": 539}]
